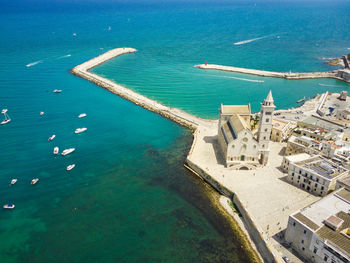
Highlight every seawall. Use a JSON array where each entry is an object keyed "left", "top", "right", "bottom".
[
  {"left": 71, "top": 48, "right": 278, "bottom": 263},
  {"left": 195, "top": 64, "right": 344, "bottom": 81}
]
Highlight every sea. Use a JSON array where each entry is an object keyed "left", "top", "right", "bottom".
[{"left": 0, "top": 0, "right": 349, "bottom": 262}]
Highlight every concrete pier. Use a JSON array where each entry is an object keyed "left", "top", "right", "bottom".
[{"left": 195, "top": 64, "right": 344, "bottom": 81}]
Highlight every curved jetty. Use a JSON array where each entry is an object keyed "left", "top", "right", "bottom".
[
  {"left": 71, "top": 48, "right": 212, "bottom": 130},
  {"left": 195, "top": 64, "right": 344, "bottom": 81}
]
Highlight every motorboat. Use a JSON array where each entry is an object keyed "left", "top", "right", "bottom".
[
  {"left": 1, "top": 109, "right": 11, "bottom": 125},
  {"left": 61, "top": 148, "right": 75, "bottom": 156},
  {"left": 53, "top": 147, "right": 59, "bottom": 155},
  {"left": 3, "top": 204, "right": 15, "bottom": 209},
  {"left": 73, "top": 33, "right": 77, "bottom": 37},
  {"left": 48, "top": 135, "right": 56, "bottom": 141},
  {"left": 40, "top": 111, "right": 44, "bottom": 116},
  {"left": 10, "top": 179, "right": 17, "bottom": 185},
  {"left": 31, "top": 178, "right": 39, "bottom": 185},
  {"left": 67, "top": 164, "right": 76, "bottom": 171},
  {"left": 75, "top": 128, "right": 87, "bottom": 134},
  {"left": 78, "top": 113, "right": 87, "bottom": 118},
  {"left": 53, "top": 89, "right": 62, "bottom": 93}
]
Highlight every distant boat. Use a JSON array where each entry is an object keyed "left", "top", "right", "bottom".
[
  {"left": 40, "top": 111, "right": 44, "bottom": 116},
  {"left": 48, "top": 135, "right": 56, "bottom": 141},
  {"left": 73, "top": 33, "right": 77, "bottom": 37},
  {"left": 3, "top": 204, "right": 15, "bottom": 209},
  {"left": 10, "top": 179, "right": 17, "bottom": 185},
  {"left": 1, "top": 109, "right": 11, "bottom": 125},
  {"left": 53, "top": 147, "right": 59, "bottom": 155},
  {"left": 78, "top": 113, "right": 87, "bottom": 118},
  {"left": 67, "top": 164, "right": 76, "bottom": 171},
  {"left": 75, "top": 127, "right": 87, "bottom": 134},
  {"left": 31, "top": 178, "right": 39, "bottom": 185},
  {"left": 108, "top": 26, "right": 111, "bottom": 31},
  {"left": 53, "top": 89, "right": 62, "bottom": 93},
  {"left": 61, "top": 148, "right": 75, "bottom": 156},
  {"left": 296, "top": 97, "right": 305, "bottom": 103}
]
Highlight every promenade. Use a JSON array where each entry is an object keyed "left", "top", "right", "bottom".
[{"left": 195, "top": 64, "right": 339, "bottom": 80}]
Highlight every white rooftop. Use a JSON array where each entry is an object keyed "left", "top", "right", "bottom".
[{"left": 285, "top": 153, "right": 311, "bottom": 163}]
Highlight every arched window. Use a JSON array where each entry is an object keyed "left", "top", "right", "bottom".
[{"left": 266, "top": 118, "right": 270, "bottom": 123}]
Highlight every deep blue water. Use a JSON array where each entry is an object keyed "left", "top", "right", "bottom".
[{"left": 0, "top": 1, "right": 349, "bottom": 262}]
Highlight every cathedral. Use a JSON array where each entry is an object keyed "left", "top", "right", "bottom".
[{"left": 217, "top": 90, "right": 275, "bottom": 170}]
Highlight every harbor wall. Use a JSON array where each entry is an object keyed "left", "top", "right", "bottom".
[{"left": 195, "top": 64, "right": 344, "bottom": 82}]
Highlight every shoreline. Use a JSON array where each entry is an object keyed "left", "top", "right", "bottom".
[
  {"left": 195, "top": 63, "right": 350, "bottom": 82},
  {"left": 72, "top": 48, "right": 325, "bottom": 263}
]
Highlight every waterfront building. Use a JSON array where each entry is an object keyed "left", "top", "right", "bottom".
[
  {"left": 286, "top": 155, "right": 348, "bottom": 196},
  {"left": 336, "top": 109, "right": 350, "bottom": 120},
  {"left": 285, "top": 188, "right": 350, "bottom": 263},
  {"left": 270, "top": 119, "right": 296, "bottom": 142},
  {"left": 217, "top": 91, "right": 275, "bottom": 169},
  {"left": 281, "top": 153, "right": 310, "bottom": 173}
]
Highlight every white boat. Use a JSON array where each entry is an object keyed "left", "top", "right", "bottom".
[
  {"left": 78, "top": 113, "right": 87, "bottom": 118},
  {"left": 75, "top": 127, "right": 87, "bottom": 134},
  {"left": 73, "top": 33, "right": 77, "bottom": 37},
  {"left": 61, "top": 148, "right": 75, "bottom": 156},
  {"left": 67, "top": 164, "right": 75, "bottom": 171},
  {"left": 10, "top": 179, "right": 17, "bottom": 185},
  {"left": 53, "top": 89, "right": 62, "bottom": 93},
  {"left": 53, "top": 147, "right": 59, "bottom": 155},
  {"left": 48, "top": 134, "right": 56, "bottom": 141},
  {"left": 40, "top": 111, "right": 44, "bottom": 115},
  {"left": 31, "top": 178, "right": 39, "bottom": 185},
  {"left": 1, "top": 109, "right": 11, "bottom": 125},
  {"left": 3, "top": 204, "right": 15, "bottom": 209}
]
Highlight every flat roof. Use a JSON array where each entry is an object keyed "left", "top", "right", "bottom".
[
  {"left": 294, "top": 212, "right": 320, "bottom": 231},
  {"left": 220, "top": 105, "right": 250, "bottom": 115},
  {"left": 272, "top": 118, "right": 290, "bottom": 131},
  {"left": 338, "top": 176, "right": 350, "bottom": 189},
  {"left": 336, "top": 188, "right": 350, "bottom": 203},
  {"left": 284, "top": 153, "right": 311, "bottom": 163}
]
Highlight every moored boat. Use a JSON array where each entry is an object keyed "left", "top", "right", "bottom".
[
  {"left": 53, "top": 147, "right": 59, "bottom": 155},
  {"left": 48, "top": 135, "right": 56, "bottom": 141},
  {"left": 40, "top": 111, "right": 44, "bottom": 116},
  {"left": 75, "top": 127, "right": 87, "bottom": 134},
  {"left": 61, "top": 148, "right": 75, "bottom": 156},
  {"left": 78, "top": 113, "right": 87, "bottom": 118},
  {"left": 10, "top": 179, "right": 17, "bottom": 185},
  {"left": 296, "top": 97, "right": 305, "bottom": 103},
  {"left": 31, "top": 178, "right": 39, "bottom": 185},
  {"left": 3, "top": 204, "right": 15, "bottom": 209},
  {"left": 53, "top": 89, "right": 62, "bottom": 93},
  {"left": 67, "top": 164, "right": 76, "bottom": 171}
]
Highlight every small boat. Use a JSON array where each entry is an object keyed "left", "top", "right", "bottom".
[
  {"left": 48, "top": 135, "right": 56, "bottom": 141},
  {"left": 10, "top": 179, "right": 17, "bottom": 185},
  {"left": 61, "top": 148, "right": 75, "bottom": 156},
  {"left": 40, "top": 111, "right": 44, "bottom": 116},
  {"left": 3, "top": 204, "right": 15, "bottom": 209},
  {"left": 53, "top": 89, "right": 62, "bottom": 93},
  {"left": 73, "top": 33, "right": 77, "bottom": 37},
  {"left": 31, "top": 178, "right": 39, "bottom": 185},
  {"left": 78, "top": 113, "right": 87, "bottom": 118},
  {"left": 53, "top": 147, "right": 59, "bottom": 155},
  {"left": 75, "top": 127, "right": 87, "bottom": 134},
  {"left": 296, "top": 97, "right": 305, "bottom": 103},
  {"left": 108, "top": 26, "right": 111, "bottom": 31},
  {"left": 1, "top": 109, "right": 11, "bottom": 125},
  {"left": 67, "top": 164, "right": 75, "bottom": 171}
]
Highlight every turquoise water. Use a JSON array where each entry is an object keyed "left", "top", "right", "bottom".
[{"left": 0, "top": 1, "right": 350, "bottom": 262}]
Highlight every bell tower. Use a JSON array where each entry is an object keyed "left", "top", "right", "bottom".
[{"left": 258, "top": 90, "right": 275, "bottom": 165}]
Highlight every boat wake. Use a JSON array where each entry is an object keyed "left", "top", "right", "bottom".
[
  {"left": 318, "top": 83, "right": 343, "bottom": 88},
  {"left": 234, "top": 35, "right": 271, "bottom": 45},
  {"left": 58, "top": 54, "right": 71, "bottom": 59},
  {"left": 206, "top": 74, "right": 264, "bottom": 83},
  {"left": 26, "top": 60, "right": 43, "bottom": 67}
]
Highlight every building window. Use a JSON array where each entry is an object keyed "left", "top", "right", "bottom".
[
  {"left": 321, "top": 186, "right": 324, "bottom": 190},
  {"left": 301, "top": 240, "right": 304, "bottom": 244},
  {"left": 293, "top": 222, "right": 296, "bottom": 227},
  {"left": 266, "top": 118, "right": 269, "bottom": 123},
  {"left": 264, "top": 136, "right": 266, "bottom": 140},
  {"left": 314, "top": 247, "right": 318, "bottom": 254},
  {"left": 265, "top": 128, "right": 268, "bottom": 132},
  {"left": 291, "top": 173, "right": 294, "bottom": 176},
  {"left": 304, "top": 230, "right": 307, "bottom": 234},
  {"left": 298, "top": 176, "right": 300, "bottom": 179},
  {"left": 302, "top": 247, "right": 305, "bottom": 251},
  {"left": 316, "top": 178, "right": 319, "bottom": 182},
  {"left": 324, "top": 255, "right": 328, "bottom": 261},
  {"left": 315, "top": 183, "right": 318, "bottom": 187}
]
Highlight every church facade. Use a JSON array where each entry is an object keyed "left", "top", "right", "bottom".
[{"left": 217, "top": 91, "right": 275, "bottom": 169}]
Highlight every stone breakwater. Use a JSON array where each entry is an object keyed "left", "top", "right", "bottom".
[
  {"left": 195, "top": 64, "right": 343, "bottom": 81},
  {"left": 71, "top": 48, "right": 213, "bottom": 131}
]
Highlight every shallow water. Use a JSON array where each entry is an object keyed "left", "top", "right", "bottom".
[{"left": 1, "top": 1, "right": 350, "bottom": 262}]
